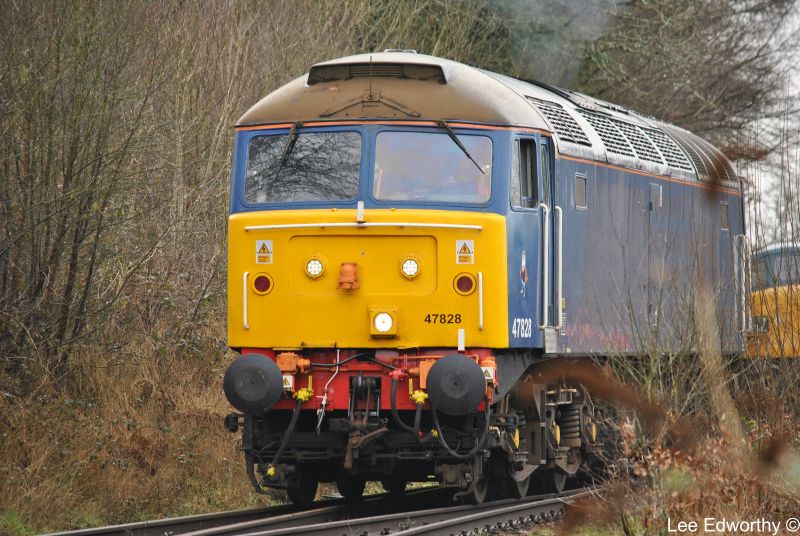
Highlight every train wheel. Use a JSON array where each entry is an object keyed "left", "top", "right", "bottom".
[
  {"left": 503, "top": 471, "right": 531, "bottom": 499},
  {"left": 286, "top": 471, "right": 318, "bottom": 508},
  {"left": 380, "top": 478, "right": 407, "bottom": 495},
  {"left": 336, "top": 476, "right": 366, "bottom": 502},
  {"left": 459, "top": 477, "right": 489, "bottom": 504},
  {"left": 531, "top": 468, "right": 566, "bottom": 494},
  {"left": 487, "top": 455, "right": 530, "bottom": 500},
  {"left": 550, "top": 470, "right": 567, "bottom": 493}
]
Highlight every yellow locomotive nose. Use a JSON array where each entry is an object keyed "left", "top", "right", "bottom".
[{"left": 227, "top": 208, "right": 508, "bottom": 350}]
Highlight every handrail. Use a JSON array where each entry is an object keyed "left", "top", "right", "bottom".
[
  {"left": 242, "top": 271, "right": 250, "bottom": 330},
  {"left": 736, "top": 234, "right": 751, "bottom": 332},
  {"left": 478, "top": 272, "right": 484, "bottom": 330},
  {"left": 538, "top": 203, "right": 550, "bottom": 330},
  {"left": 244, "top": 222, "right": 482, "bottom": 231},
  {"left": 554, "top": 206, "right": 563, "bottom": 330}
]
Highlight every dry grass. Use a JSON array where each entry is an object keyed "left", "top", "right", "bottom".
[
  {"left": 558, "top": 366, "right": 800, "bottom": 535},
  {"left": 0, "top": 317, "right": 284, "bottom": 535}
]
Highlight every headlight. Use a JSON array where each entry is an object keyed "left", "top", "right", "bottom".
[
  {"left": 401, "top": 257, "right": 420, "bottom": 279},
  {"left": 305, "top": 258, "right": 324, "bottom": 278},
  {"left": 373, "top": 312, "right": 394, "bottom": 333}
]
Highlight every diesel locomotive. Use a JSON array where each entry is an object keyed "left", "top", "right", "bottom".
[
  {"left": 222, "top": 51, "right": 746, "bottom": 505},
  {"left": 748, "top": 245, "right": 800, "bottom": 357}
]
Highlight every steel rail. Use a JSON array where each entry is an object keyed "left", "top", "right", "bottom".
[
  {"left": 398, "top": 489, "right": 592, "bottom": 536},
  {"left": 199, "top": 488, "right": 597, "bottom": 536},
  {"left": 41, "top": 504, "right": 292, "bottom": 536},
  {"left": 183, "top": 487, "right": 451, "bottom": 536},
  {"left": 44, "top": 487, "right": 445, "bottom": 536},
  {"left": 42, "top": 494, "right": 378, "bottom": 536}
]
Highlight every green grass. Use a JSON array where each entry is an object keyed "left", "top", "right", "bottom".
[{"left": 0, "top": 511, "right": 37, "bottom": 536}]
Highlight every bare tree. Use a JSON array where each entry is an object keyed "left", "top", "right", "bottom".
[{"left": 578, "top": 0, "right": 798, "bottom": 144}]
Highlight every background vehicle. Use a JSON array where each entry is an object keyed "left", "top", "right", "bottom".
[
  {"left": 748, "top": 245, "right": 800, "bottom": 357},
  {"left": 222, "top": 51, "right": 745, "bottom": 505}
]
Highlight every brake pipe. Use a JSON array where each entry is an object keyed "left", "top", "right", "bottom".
[
  {"left": 413, "top": 401, "right": 435, "bottom": 444},
  {"left": 390, "top": 376, "right": 416, "bottom": 434},
  {"left": 261, "top": 398, "right": 303, "bottom": 487},
  {"left": 316, "top": 349, "right": 341, "bottom": 435},
  {"left": 430, "top": 398, "right": 491, "bottom": 460}
]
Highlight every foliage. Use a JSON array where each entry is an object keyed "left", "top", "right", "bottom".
[
  {"left": 0, "top": 1, "right": 519, "bottom": 531},
  {"left": 578, "top": 0, "right": 798, "bottom": 143}
]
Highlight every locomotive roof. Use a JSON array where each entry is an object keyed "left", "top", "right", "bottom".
[
  {"left": 755, "top": 244, "right": 800, "bottom": 257},
  {"left": 238, "top": 52, "right": 737, "bottom": 187}
]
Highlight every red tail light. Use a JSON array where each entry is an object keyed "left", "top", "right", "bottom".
[
  {"left": 253, "top": 273, "right": 273, "bottom": 294},
  {"left": 454, "top": 273, "right": 476, "bottom": 295}
]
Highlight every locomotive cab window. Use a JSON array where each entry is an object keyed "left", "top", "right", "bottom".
[
  {"left": 511, "top": 139, "right": 537, "bottom": 209},
  {"left": 245, "top": 131, "right": 361, "bottom": 203},
  {"left": 540, "top": 143, "right": 551, "bottom": 204},
  {"left": 373, "top": 131, "right": 492, "bottom": 204},
  {"left": 752, "top": 249, "right": 800, "bottom": 290}
]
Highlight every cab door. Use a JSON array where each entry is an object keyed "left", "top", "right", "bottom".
[
  {"left": 538, "top": 138, "right": 560, "bottom": 353},
  {"left": 508, "top": 137, "right": 542, "bottom": 348},
  {"left": 508, "top": 136, "right": 560, "bottom": 351}
]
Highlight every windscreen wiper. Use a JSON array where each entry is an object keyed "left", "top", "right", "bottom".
[
  {"left": 437, "top": 120, "right": 485, "bottom": 175},
  {"left": 274, "top": 121, "right": 304, "bottom": 176}
]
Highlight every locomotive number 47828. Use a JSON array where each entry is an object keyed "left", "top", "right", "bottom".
[
  {"left": 512, "top": 317, "right": 533, "bottom": 338},
  {"left": 424, "top": 313, "right": 462, "bottom": 324}
]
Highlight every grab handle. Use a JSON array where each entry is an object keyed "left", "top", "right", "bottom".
[
  {"left": 554, "top": 205, "right": 563, "bottom": 330},
  {"left": 243, "top": 271, "right": 250, "bottom": 330},
  {"left": 735, "top": 234, "right": 751, "bottom": 332},
  {"left": 539, "top": 203, "right": 550, "bottom": 330},
  {"left": 478, "top": 272, "right": 484, "bottom": 330}
]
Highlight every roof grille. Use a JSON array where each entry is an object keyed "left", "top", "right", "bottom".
[
  {"left": 579, "top": 111, "right": 636, "bottom": 157},
  {"left": 349, "top": 64, "right": 405, "bottom": 78},
  {"left": 308, "top": 62, "right": 447, "bottom": 85},
  {"left": 646, "top": 129, "right": 694, "bottom": 171},
  {"left": 612, "top": 121, "right": 664, "bottom": 164},
  {"left": 663, "top": 126, "right": 738, "bottom": 182},
  {"left": 528, "top": 98, "right": 591, "bottom": 146}
]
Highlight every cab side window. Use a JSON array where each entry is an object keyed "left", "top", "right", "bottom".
[
  {"left": 540, "top": 143, "right": 550, "bottom": 205},
  {"left": 512, "top": 139, "right": 537, "bottom": 208}
]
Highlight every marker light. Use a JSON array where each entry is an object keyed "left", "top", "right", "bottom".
[
  {"left": 401, "top": 258, "right": 420, "bottom": 279},
  {"left": 454, "top": 273, "right": 476, "bottom": 295},
  {"left": 373, "top": 312, "right": 394, "bottom": 333},
  {"left": 253, "top": 273, "right": 273, "bottom": 294},
  {"left": 305, "top": 258, "right": 324, "bottom": 278}
]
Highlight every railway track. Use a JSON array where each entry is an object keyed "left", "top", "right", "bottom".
[
  {"left": 41, "top": 502, "right": 301, "bottom": 536},
  {"left": 46, "top": 486, "right": 599, "bottom": 536},
  {"left": 43, "top": 487, "right": 447, "bottom": 536},
  {"left": 185, "top": 488, "right": 594, "bottom": 536}
]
